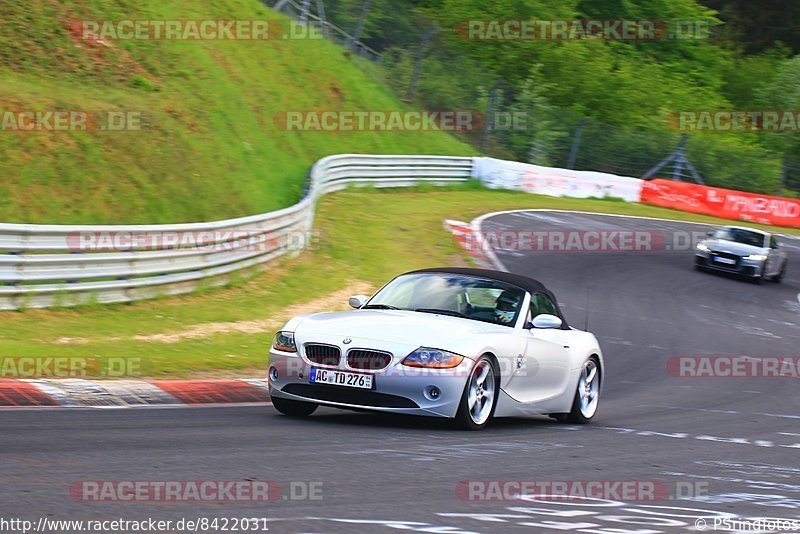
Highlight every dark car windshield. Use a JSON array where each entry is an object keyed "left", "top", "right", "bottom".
[
  {"left": 365, "top": 273, "right": 526, "bottom": 327},
  {"left": 713, "top": 228, "right": 766, "bottom": 248}
]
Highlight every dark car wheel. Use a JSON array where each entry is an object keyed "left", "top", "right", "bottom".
[
  {"left": 552, "top": 357, "right": 601, "bottom": 424},
  {"left": 271, "top": 396, "right": 318, "bottom": 417},
  {"left": 454, "top": 355, "right": 499, "bottom": 430},
  {"left": 773, "top": 262, "right": 787, "bottom": 283},
  {"left": 750, "top": 265, "right": 765, "bottom": 285}
]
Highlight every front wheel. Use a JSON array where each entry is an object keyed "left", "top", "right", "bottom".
[
  {"left": 556, "top": 357, "right": 601, "bottom": 424},
  {"left": 454, "top": 356, "right": 498, "bottom": 430},
  {"left": 271, "top": 396, "right": 318, "bottom": 417},
  {"left": 751, "top": 264, "right": 766, "bottom": 284},
  {"left": 773, "top": 262, "right": 787, "bottom": 283}
]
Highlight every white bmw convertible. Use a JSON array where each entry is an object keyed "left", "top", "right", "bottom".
[{"left": 268, "top": 267, "right": 604, "bottom": 429}]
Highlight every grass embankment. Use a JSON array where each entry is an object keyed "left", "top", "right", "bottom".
[
  {"left": 0, "top": 0, "right": 470, "bottom": 224},
  {"left": 0, "top": 186, "right": 797, "bottom": 378}
]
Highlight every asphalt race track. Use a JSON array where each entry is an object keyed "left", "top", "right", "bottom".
[{"left": 2, "top": 210, "right": 800, "bottom": 533}]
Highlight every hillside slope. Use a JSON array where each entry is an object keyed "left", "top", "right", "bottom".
[{"left": 0, "top": 0, "right": 471, "bottom": 224}]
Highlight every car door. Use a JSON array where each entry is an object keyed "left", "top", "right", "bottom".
[{"left": 504, "top": 293, "right": 571, "bottom": 404}]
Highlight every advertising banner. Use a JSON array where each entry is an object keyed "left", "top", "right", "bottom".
[
  {"left": 641, "top": 179, "right": 800, "bottom": 228},
  {"left": 472, "top": 158, "right": 644, "bottom": 202}
]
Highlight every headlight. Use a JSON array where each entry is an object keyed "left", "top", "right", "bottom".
[
  {"left": 744, "top": 254, "right": 767, "bottom": 261},
  {"left": 272, "top": 331, "right": 297, "bottom": 353},
  {"left": 696, "top": 242, "right": 710, "bottom": 252},
  {"left": 402, "top": 347, "right": 464, "bottom": 368}
]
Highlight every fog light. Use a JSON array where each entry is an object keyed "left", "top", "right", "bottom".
[
  {"left": 425, "top": 386, "right": 441, "bottom": 401},
  {"left": 269, "top": 367, "right": 278, "bottom": 381}
]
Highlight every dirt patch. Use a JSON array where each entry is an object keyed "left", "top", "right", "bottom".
[
  {"left": 132, "top": 281, "right": 374, "bottom": 344},
  {"left": 53, "top": 337, "right": 89, "bottom": 345}
]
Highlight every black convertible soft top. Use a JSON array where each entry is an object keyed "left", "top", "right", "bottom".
[
  {"left": 409, "top": 267, "right": 547, "bottom": 293},
  {"left": 406, "top": 267, "right": 569, "bottom": 328}
]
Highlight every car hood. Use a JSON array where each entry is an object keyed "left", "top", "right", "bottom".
[
  {"left": 295, "top": 309, "right": 506, "bottom": 348},
  {"left": 705, "top": 239, "right": 766, "bottom": 256}
]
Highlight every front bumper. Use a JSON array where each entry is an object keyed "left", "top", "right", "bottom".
[
  {"left": 695, "top": 252, "right": 764, "bottom": 278},
  {"left": 268, "top": 348, "right": 474, "bottom": 418}
]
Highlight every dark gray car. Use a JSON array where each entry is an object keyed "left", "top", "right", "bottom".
[{"left": 694, "top": 225, "right": 788, "bottom": 284}]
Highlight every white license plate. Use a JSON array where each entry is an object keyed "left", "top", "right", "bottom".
[
  {"left": 309, "top": 368, "right": 373, "bottom": 389},
  {"left": 713, "top": 256, "right": 736, "bottom": 264}
]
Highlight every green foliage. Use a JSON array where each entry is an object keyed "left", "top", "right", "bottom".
[
  {"left": 0, "top": 0, "right": 471, "bottom": 224},
  {"left": 3, "top": 0, "right": 800, "bottom": 226},
  {"left": 374, "top": 0, "right": 800, "bottom": 193},
  {"left": 721, "top": 45, "right": 789, "bottom": 107},
  {"left": 699, "top": 0, "right": 800, "bottom": 55},
  {"left": 757, "top": 54, "right": 800, "bottom": 158}
]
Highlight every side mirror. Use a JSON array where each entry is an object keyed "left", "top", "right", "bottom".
[
  {"left": 706, "top": 231, "right": 714, "bottom": 237},
  {"left": 772, "top": 240, "right": 780, "bottom": 249},
  {"left": 348, "top": 295, "right": 368, "bottom": 309},
  {"left": 531, "top": 313, "right": 563, "bottom": 329}
]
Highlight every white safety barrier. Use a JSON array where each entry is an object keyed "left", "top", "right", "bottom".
[
  {"left": 472, "top": 157, "right": 644, "bottom": 203},
  {"left": 0, "top": 154, "right": 472, "bottom": 310}
]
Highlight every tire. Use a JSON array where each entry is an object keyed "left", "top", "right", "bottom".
[
  {"left": 557, "top": 357, "right": 601, "bottom": 424},
  {"left": 271, "top": 396, "right": 318, "bottom": 417},
  {"left": 454, "top": 355, "right": 499, "bottom": 430},
  {"left": 773, "top": 262, "right": 787, "bottom": 283},
  {"left": 751, "top": 265, "right": 765, "bottom": 285}
]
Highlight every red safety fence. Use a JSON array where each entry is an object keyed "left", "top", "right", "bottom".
[{"left": 640, "top": 179, "right": 800, "bottom": 228}]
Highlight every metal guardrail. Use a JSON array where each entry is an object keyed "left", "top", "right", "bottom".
[{"left": 0, "top": 155, "right": 472, "bottom": 310}]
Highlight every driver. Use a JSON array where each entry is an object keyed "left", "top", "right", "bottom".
[{"left": 494, "top": 290, "right": 520, "bottom": 324}]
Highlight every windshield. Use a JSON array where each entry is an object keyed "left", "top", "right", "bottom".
[
  {"left": 713, "top": 228, "right": 766, "bottom": 248},
  {"left": 366, "top": 273, "right": 526, "bottom": 327}
]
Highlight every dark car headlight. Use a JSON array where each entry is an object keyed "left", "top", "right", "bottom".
[
  {"left": 273, "top": 331, "right": 297, "bottom": 353},
  {"left": 402, "top": 347, "right": 464, "bottom": 368}
]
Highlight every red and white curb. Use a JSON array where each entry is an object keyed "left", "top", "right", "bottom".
[
  {"left": 443, "top": 219, "right": 493, "bottom": 267},
  {"left": 0, "top": 378, "right": 269, "bottom": 408}
]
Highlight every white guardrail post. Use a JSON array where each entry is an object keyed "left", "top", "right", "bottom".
[{"left": 0, "top": 155, "right": 473, "bottom": 310}]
